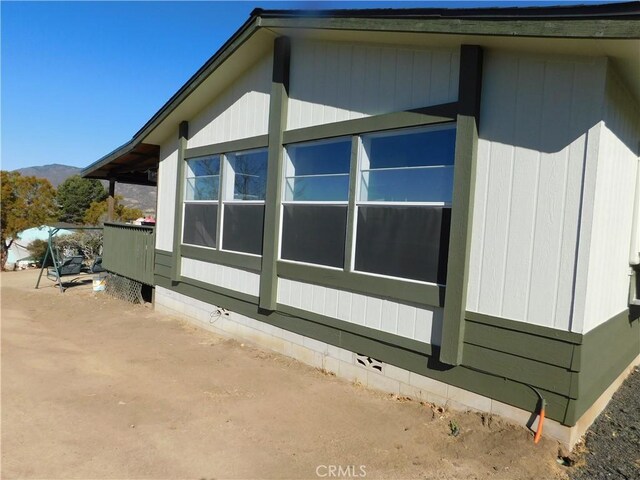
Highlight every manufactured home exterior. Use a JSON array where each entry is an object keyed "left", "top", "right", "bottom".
[{"left": 83, "top": 3, "right": 640, "bottom": 447}]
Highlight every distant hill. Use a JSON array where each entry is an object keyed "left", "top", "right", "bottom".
[{"left": 14, "top": 164, "right": 157, "bottom": 213}]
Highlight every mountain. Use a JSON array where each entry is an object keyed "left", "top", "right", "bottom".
[
  {"left": 14, "top": 164, "right": 157, "bottom": 213},
  {"left": 15, "top": 164, "right": 79, "bottom": 188}
]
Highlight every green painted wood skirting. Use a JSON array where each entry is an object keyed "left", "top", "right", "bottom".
[
  {"left": 154, "top": 250, "right": 639, "bottom": 426},
  {"left": 103, "top": 223, "right": 155, "bottom": 285}
]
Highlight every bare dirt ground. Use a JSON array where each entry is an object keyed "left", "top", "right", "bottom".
[{"left": 2, "top": 269, "right": 568, "bottom": 479}]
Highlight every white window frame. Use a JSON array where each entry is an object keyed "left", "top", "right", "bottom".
[
  {"left": 348, "top": 123, "right": 456, "bottom": 278},
  {"left": 278, "top": 136, "right": 352, "bottom": 264},
  {"left": 182, "top": 154, "right": 221, "bottom": 249},
  {"left": 220, "top": 147, "right": 268, "bottom": 257}
]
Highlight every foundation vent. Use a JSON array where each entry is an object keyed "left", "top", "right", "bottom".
[{"left": 355, "top": 354, "right": 384, "bottom": 373}]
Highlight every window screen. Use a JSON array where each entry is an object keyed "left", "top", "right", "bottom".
[
  {"left": 355, "top": 206, "right": 451, "bottom": 284},
  {"left": 222, "top": 204, "right": 265, "bottom": 255},
  {"left": 183, "top": 203, "right": 218, "bottom": 248},
  {"left": 281, "top": 204, "right": 347, "bottom": 268}
]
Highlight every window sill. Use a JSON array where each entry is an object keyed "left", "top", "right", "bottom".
[
  {"left": 182, "top": 244, "right": 262, "bottom": 271},
  {"left": 277, "top": 260, "right": 445, "bottom": 308}
]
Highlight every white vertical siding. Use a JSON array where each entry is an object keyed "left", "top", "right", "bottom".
[
  {"left": 277, "top": 277, "right": 443, "bottom": 345},
  {"left": 467, "top": 51, "right": 607, "bottom": 331},
  {"left": 181, "top": 258, "right": 260, "bottom": 297},
  {"left": 287, "top": 39, "right": 459, "bottom": 130},
  {"left": 187, "top": 55, "right": 272, "bottom": 148},
  {"left": 582, "top": 68, "right": 640, "bottom": 332},
  {"left": 155, "top": 135, "right": 179, "bottom": 252}
]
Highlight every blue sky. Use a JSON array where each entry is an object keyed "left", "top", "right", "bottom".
[{"left": 1, "top": 1, "right": 619, "bottom": 172}]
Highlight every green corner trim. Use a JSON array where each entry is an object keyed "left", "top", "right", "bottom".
[
  {"left": 277, "top": 261, "right": 444, "bottom": 308},
  {"left": 282, "top": 104, "right": 457, "bottom": 145},
  {"left": 171, "top": 121, "right": 189, "bottom": 282},
  {"left": 181, "top": 244, "right": 261, "bottom": 271},
  {"left": 565, "top": 309, "right": 639, "bottom": 424},
  {"left": 259, "top": 36, "right": 291, "bottom": 311},
  {"left": 185, "top": 134, "right": 269, "bottom": 159},
  {"left": 440, "top": 45, "right": 483, "bottom": 366}
]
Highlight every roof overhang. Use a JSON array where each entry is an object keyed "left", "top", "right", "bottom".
[
  {"left": 82, "top": 140, "right": 160, "bottom": 186},
  {"left": 83, "top": 2, "right": 640, "bottom": 180}
]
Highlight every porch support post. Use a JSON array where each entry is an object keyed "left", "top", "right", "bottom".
[
  {"left": 107, "top": 178, "right": 116, "bottom": 221},
  {"left": 440, "top": 45, "right": 483, "bottom": 366},
  {"left": 259, "top": 36, "right": 291, "bottom": 310},
  {"left": 171, "top": 121, "right": 189, "bottom": 283}
]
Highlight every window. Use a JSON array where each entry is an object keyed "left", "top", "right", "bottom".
[
  {"left": 183, "top": 156, "right": 220, "bottom": 248},
  {"left": 281, "top": 138, "right": 351, "bottom": 268},
  {"left": 222, "top": 149, "right": 268, "bottom": 255},
  {"left": 354, "top": 125, "right": 455, "bottom": 283}
]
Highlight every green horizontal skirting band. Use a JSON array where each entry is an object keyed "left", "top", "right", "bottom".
[
  {"left": 154, "top": 272, "right": 571, "bottom": 423},
  {"left": 282, "top": 104, "right": 457, "bottom": 145},
  {"left": 464, "top": 320, "right": 579, "bottom": 371},
  {"left": 465, "top": 310, "right": 583, "bottom": 344},
  {"left": 155, "top": 249, "right": 173, "bottom": 267},
  {"left": 277, "top": 261, "right": 445, "bottom": 308},
  {"left": 278, "top": 304, "right": 434, "bottom": 356},
  {"left": 181, "top": 244, "right": 262, "bottom": 271},
  {"left": 565, "top": 309, "right": 639, "bottom": 425},
  {"left": 185, "top": 134, "right": 269, "bottom": 158},
  {"left": 462, "top": 343, "right": 575, "bottom": 398},
  {"left": 260, "top": 17, "right": 640, "bottom": 39}
]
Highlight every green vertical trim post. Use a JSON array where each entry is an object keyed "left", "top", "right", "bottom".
[
  {"left": 440, "top": 45, "right": 483, "bottom": 366},
  {"left": 171, "top": 120, "right": 189, "bottom": 283},
  {"left": 259, "top": 36, "right": 291, "bottom": 310}
]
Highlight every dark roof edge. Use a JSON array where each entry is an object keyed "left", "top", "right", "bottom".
[
  {"left": 131, "top": 13, "right": 261, "bottom": 142},
  {"left": 86, "top": 2, "right": 640, "bottom": 176},
  {"left": 252, "top": 2, "right": 640, "bottom": 20},
  {"left": 81, "top": 139, "right": 137, "bottom": 178}
]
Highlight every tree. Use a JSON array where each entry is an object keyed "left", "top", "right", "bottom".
[
  {"left": 83, "top": 195, "right": 144, "bottom": 225},
  {"left": 1, "top": 171, "right": 58, "bottom": 269},
  {"left": 57, "top": 175, "right": 107, "bottom": 224}
]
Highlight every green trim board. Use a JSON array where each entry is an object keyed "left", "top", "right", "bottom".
[
  {"left": 565, "top": 309, "right": 639, "bottom": 424},
  {"left": 259, "top": 36, "right": 291, "bottom": 310},
  {"left": 184, "top": 135, "right": 269, "bottom": 158},
  {"left": 465, "top": 310, "right": 582, "bottom": 344},
  {"left": 153, "top": 272, "right": 572, "bottom": 423},
  {"left": 277, "top": 261, "right": 445, "bottom": 308},
  {"left": 259, "top": 17, "right": 640, "bottom": 40},
  {"left": 282, "top": 104, "right": 457, "bottom": 145},
  {"left": 155, "top": 249, "right": 173, "bottom": 267},
  {"left": 440, "top": 45, "right": 483, "bottom": 366},
  {"left": 464, "top": 319, "right": 579, "bottom": 371},
  {"left": 181, "top": 244, "right": 262, "bottom": 271},
  {"left": 171, "top": 121, "right": 189, "bottom": 282}
]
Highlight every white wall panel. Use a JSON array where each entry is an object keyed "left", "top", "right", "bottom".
[
  {"left": 582, "top": 68, "right": 640, "bottom": 332},
  {"left": 187, "top": 55, "right": 272, "bottom": 148},
  {"left": 181, "top": 258, "right": 260, "bottom": 297},
  {"left": 467, "top": 51, "right": 607, "bottom": 331},
  {"left": 278, "top": 277, "right": 443, "bottom": 345},
  {"left": 287, "top": 40, "right": 459, "bottom": 130},
  {"left": 155, "top": 135, "right": 179, "bottom": 251}
]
